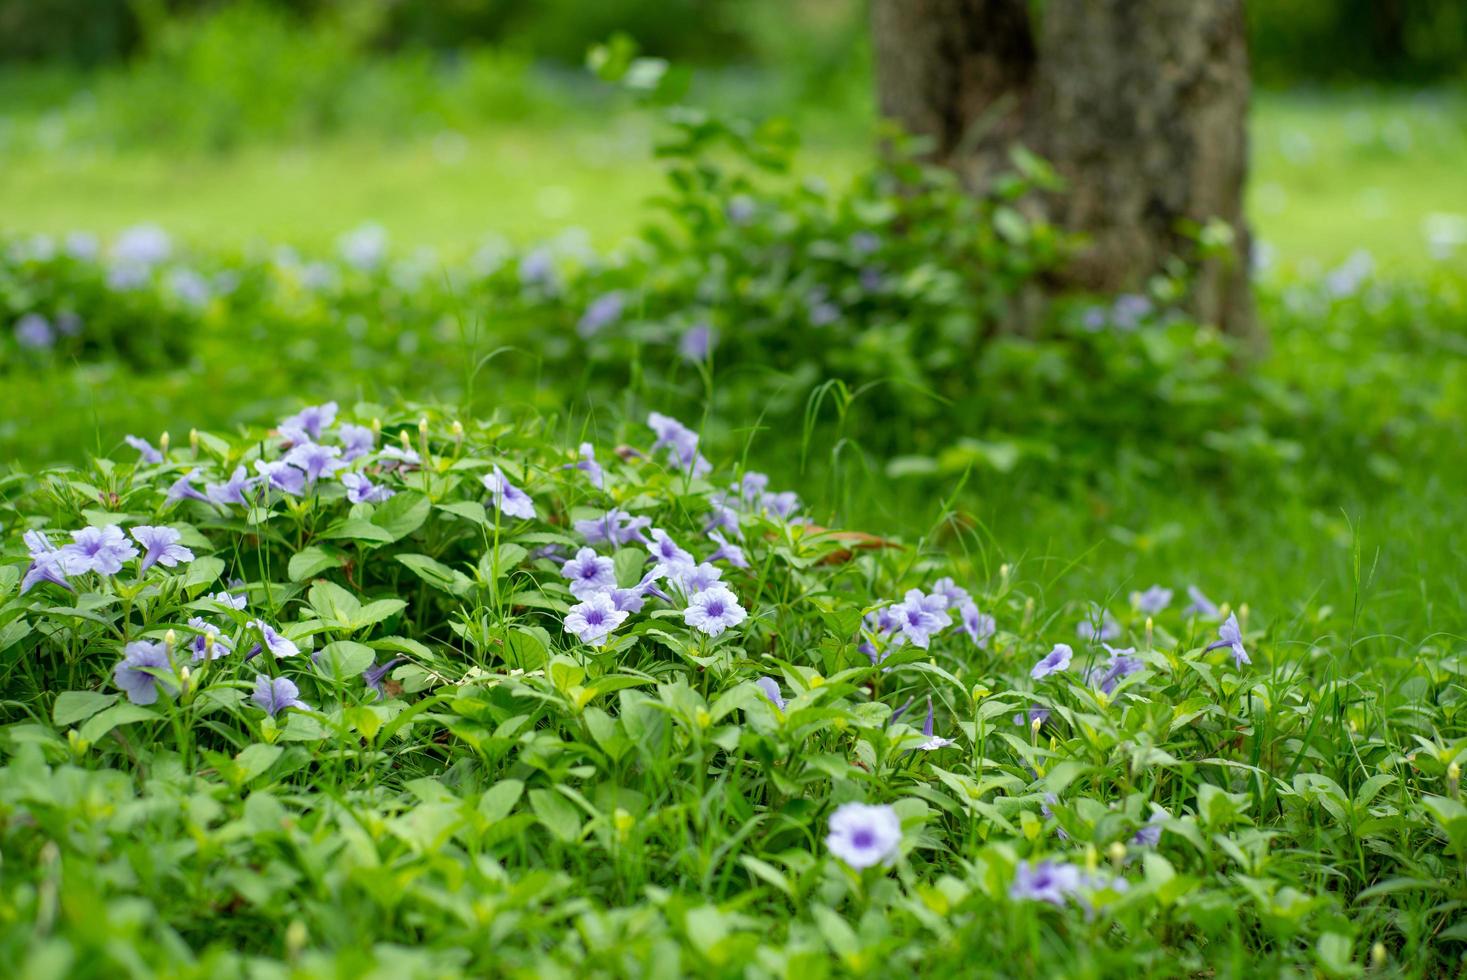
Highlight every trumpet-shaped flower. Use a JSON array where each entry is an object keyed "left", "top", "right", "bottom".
[
  {"left": 483, "top": 466, "right": 536, "bottom": 520},
  {"left": 59, "top": 525, "right": 138, "bottom": 576},
  {"left": 683, "top": 585, "right": 746, "bottom": 637},
  {"left": 131, "top": 525, "right": 195, "bottom": 573},
  {"left": 826, "top": 802, "right": 902, "bottom": 869},
  {"left": 252, "top": 675, "right": 309, "bottom": 716},
  {"left": 20, "top": 531, "right": 71, "bottom": 594},
  {"left": 561, "top": 547, "right": 617, "bottom": 599},
  {"left": 1031, "top": 643, "right": 1073, "bottom": 680},
  {"left": 114, "top": 641, "right": 176, "bottom": 706},
  {"left": 564, "top": 592, "right": 629, "bottom": 648},
  {"left": 1205, "top": 612, "right": 1250, "bottom": 667}
]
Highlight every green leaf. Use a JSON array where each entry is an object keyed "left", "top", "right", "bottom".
[
  {"left": 437, "top": 500, "right": 488, "bottom": 527},
  {"left": 316, "top": 641, "right": 376, "bottom": 679},
  {"left": 479, "top": 542, "right": 528, "bottom": 581},
  {"left": 53, "top": 690, "right": 119, "bottom": 727},
  {"left": 289, "top": 546, "right": 343, "bottom": 582},
  {"left": 529, "top": 787, "right": 583, "bottom": 843},
  {"left": 182, "top": 555, "right": 225, "bottom": 595},
  {"left": 309, "top": 580, "right": 361, "bottom": 626},
  {"left": 79, "top": 703, "right": 159, "bottom": 743},
  {"left": 397, "top": 553, "right": 473, "bottom": 596},
  {"left": 353, "top": 599, "right": 407, "bottom": 629},
  {"left": 505, "top": 626, "right": 549, "bottom": 670},
  {"left": 233, "top": 743, "right": 283, "bottom": 783},
  {"left": 479, "top": 779, "right": 525, "bottom": 823},
  {"left": 319, "top": 518, "right": 396, "bottom": 545},
  {"left": 372, "top": 491, "right": 431, "bottom": 541}
]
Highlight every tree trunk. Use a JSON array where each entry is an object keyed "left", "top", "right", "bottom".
[{"left": 872, "top": 0, "right": 1257, "bottom": 339}]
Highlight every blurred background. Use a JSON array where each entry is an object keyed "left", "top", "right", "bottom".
[{"left": 1, "top": 0, "right": 1464, "bottom": 274}]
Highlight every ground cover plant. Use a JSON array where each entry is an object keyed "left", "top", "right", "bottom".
[{"left": 1, "top": 402, "right": 1465, "bottom": 977}]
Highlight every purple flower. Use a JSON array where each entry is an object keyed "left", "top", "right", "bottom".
[
  {"left": 850, "top": 231, "right": 881, "bottom": 256},
  {"left": 363, "top": 657, "right": 405, "bottom": 700},
  {"left": 279, "top": 402, "right": 338, "bottom": 444},
  {"left": 187, "top": 617, "right": 231, "bottom": 661},
  {"left": 20, "top": 531, "right": 71, "bottom": 594},
  {"left": 131, "top": 525, "right": 195, "bottom": 573},
  {"left": 248, "top": 621, "right": 300, "bottom": 659},
  {"left": 1089, "top": 644, "right": 1145, "bottom": 695},
  {"left": 14, "top": 313, "right": 54, "bottom": 350},
  {"left": 165, "top": 472, "right": 209, "bottom": 505},
  {"left": 285, "top": 442, "right": 346, "bottom": 484},
  {"left": 114, "top": 224, "right": 171, "bottom": 266},
  {"left": 679, "top": 322, "right": 716, "bottom": 362},
  {"left": 564, "top": 592, "right": 629, "bottom": 648},
  {"left": 826, "top": 802, "right": 902, "bottom": 869},
  {"left": 891, "top": 589, "right": 953, "bottom": 649},
  {"left": 339, "top": 424, "right": 376, "bottom": 461},
  {"left": 960, "top": 602, "right": 996, "bottom": 649},
  {"left": 761, "top": 491, "right": 801, "bottom": 521},
  {"left": 206, "top": 465, "right": 254, "bottom": 506},
  {"left": 647, "top": 412, "right": 711, "bottom": 477},
  {"left": 666, "top": 561, "right": 722, "bottom": 597},
  {"left": 575, "top": 508, "right": 651, "bottom": 547},
  {"left": 756, "top": 676, "right": 786, "bottom": 711},
  {"left": 483, "top": 466, "right": 536, "bottom": 520},
  {"left": 646, "top": 529, "right": 694, "bottom": 572},
  {"left": 1131, "top": 812, "right": 1166, "bottom": 847},
  {"left": 577, "top": 291, "right": 625, "bottom": 338},
  {"left": 1077, "top": 609, "right": 1121, "bottom": 643},
  {"left": 561, "top": 547, "right": 617, "bottom": 599},
  {"left": 609, "top": 571, "right": 669, "bottom": 614},
  {"left": 706, "top": 530, "right": 748, "bottom": 568},
  {"left": 1130, "top": 585, "right": 1173, "bottom": 615},
  {"left": 1205, "top": 612, "right": 1250, "bottom": 667},
  {"left": 1183, "top": 586, "right": 1221, "bottom": 619},
  {"left": 726, "top": 195, "right": 755, "bottom": 224},
  {"left": 703, "top": 503, "right": 742, "bottom": 538},
  {"left": 252, "top": 675, "right": 309, "bottom": 716},
  {"left": 931, "top": 577, "right": 972, "bottom": 610},
  {"left": 55, "top": 311, "right": 83, "bottom": 336},
  {"left": 114, "top": 641, "right": 176, "bottom": 706},
  {"left": 916, "top": 697, "right": 954, "bottom": 751},
  {"left": 210, "top": 590, "right": 247, "bottom": 609},
  {"left": 1014, "top": 706, "right": 1052, "bottom": 728},
  {"left": 684, "top": 585, "right": 747, "bottom": 638},
  {"left": 1009, "top": 860, "right": 1084, "bottom": 906},
  {"left": 338, "top": 223, "right": 388, "bottom": 271},
  {"left": 1031, "top": 643, "right": 1073, "bottom": 680},
  {"left": 738, "top": 473, "right": 770, "bottom": 506},
  {"left": 58, "top": 525, "right": 139, "bottom": 576},
  {"left": 125, "top": 435, "right": 163, "bottom": 464},
  {"left": 340, "top": 472, "right": 394, "bottom": 504},
  {"left": 254, "top": 459, "right": 306, "bottom": 496},
  {"left": 565, "top": 442, "right": 604, "bottom": 489},
  {"left": 518, "top": 248, "right": 556, "bottom": 288},
  {"left": 378, "top": 445, "right": 422, "bottom": 470}
]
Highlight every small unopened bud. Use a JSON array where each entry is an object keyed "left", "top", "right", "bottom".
[
  {"left": 451, "top": 420, "right": 464, "bottom": 441},
  {"left": 418, "top": 417, "right": 429, "bottom": 438},
  {"left": 371, "top": 417, "right": 382, "bottom": 436},
  {"left": 695, "top": 707, "right": 711, "bottom": 729},
  {"left": 1107, "top": 841, "right": 1127, "bottom": 868},
  {"left": 1031, "top": 716, "right": 1043, "bottom": 736},
  {"left": 1145, "top": 616, "right": 1154, "bottom": 647},
  {"left": 1084, "top": 844, "right": 1099, "bottom": 872},
  {"left": 1449, "top": 761, "right": 1461, "bottom": 798},
  {"left": 399, "top": 429, "right": 411, "bottom": 450},
  {"left": 203, "top": 632, "right": 215, "bottom": 657},
  {"left": 1371, "top": 942, "right": 1386, "bottom": 968},
  {"left": 164, "top": 629, "right": 176, "bottom": 654},
  {"left": 159, "top": 431, "right": 170, "bottom": 454},
  {"left": 285, "top": 920, "right": 308, "bottom": 957},
  {"left": 999, "top": 563, "right": 1011, "bottom": 579},
  {"left": 189, "top": 428, "right": 199, "bottom": 454},
  {"left": 1239, "top": 602, "right": 1250, "bottom": 627},
  {"left": 971, "top": 684, "right": 990, "bottom": 702}
]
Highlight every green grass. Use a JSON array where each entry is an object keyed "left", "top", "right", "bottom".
[{"left": 2, "top": 91, "right": 1465, "bottom": 270}]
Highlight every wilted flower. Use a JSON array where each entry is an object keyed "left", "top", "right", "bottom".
[
  {"left": 165, "top": 472, "right": 209, "bottom": 504},
  {"left": 564, "top": 591, "right": 629, "bottom": 648},
  {"left": 206, "top": 465, "right": 254, "bottom": 506},
  {"left": 279, "top": 402, "right": 338, "bottom": 444},
  {"left": 20, "top": 531, "right": 70, "bottom": 594},
  {"left": 252, "top": 675, "right": 309, "bottom": 716},
  {"left": 756, "top": 676, "right": 786, "bottom": 711},
  {"left": 826, "top": 802, "right": 902, "bottom": 869},
  {"left": 683, "top": 585, "right": 747, "bottom": 637},
  {"left": 131, "top": 525, "right": 195, "bottom": 573},
  {"left": 248, "top": 621, "right": 300, "bottom": 659},
  {"left": 125, "top": 435, "right": 163, "bottom": 464},
  {"left": 483, "top": 466, "right": 536, "bottom": 520},
  {"left": 561, "top": 547, "right": 617, "bottom": 599},
  {"left": 285, "top": 442, "right": 346, "bottom": 484},
  {"left": 1205, "top": 612, "right": 1250, "bottom": 667},
  {"left": 254, "top": 459, "right": 306, "bottom": 496},
  {"left": 960, "top": 602, "right": 996, "bottom": 648},
  {"left": 916, "top": 697, "right": 954, "bottom": 751},
  {"left": 1130, "top": 585, "right": 1173, "bottom": 614},
  {"left": 575, "top": 508, "right": 651, "bottom": 547},
  {"left": 577, "top": 291, "right": 625, "bottom": 338},
  {"left": 706, "top": 529, "right": 748, "bottom": 568},
  {"left": 363, "top": 657, "right": 406, "bottom": 700},
  {"left": 1031, "top": 643, "right": 1073, "bottom": 680},
  {"left": 114, "top": 641, "right": 177, "bottom": 706},
  {"left": 340, "top": 472, "right": 394, "bottom": 504},
  {"left": 58, "top": 525, "right": 139, "bottom": 576},
  {"left": 13, "top": 313, "right": 54, "bottom": 350}
]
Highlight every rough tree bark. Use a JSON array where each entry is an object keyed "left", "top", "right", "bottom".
[{"left": 872, "top": 0, "right": 1257, "bottom": 338}]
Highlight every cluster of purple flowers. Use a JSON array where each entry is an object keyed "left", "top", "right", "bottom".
[
  {"left": 20, "top": 524, "right": 195, "bottom": 594},
  {"left": 861, "top": 577, "right": 995, "bottom": 664},
  {"left": 1009, "top": 859, "right": 1128, "bottom": 907}
]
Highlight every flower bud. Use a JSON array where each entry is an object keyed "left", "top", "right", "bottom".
[
  {"left": 159, "top": 431, "right": 170, "bottom": 454},
  {"left": 1370, "top": 942, "right": 1386, "bottom": 968},
  {"left": 371, "top": 417, "right": 382, "bottom": 436},
  {"left": 695, "top": 707, "right": 711, "bottom": 729},
  {"left": 189, "top": 428, "right": 199, "bottom": 454},
  {"left": 1107, "top": 841, "right": 1126, "bottom": 868},
  {"left": 164, "top": 629, "right": 176, "bottom": 655},
  {"left": 451, "top": 419, "right": 464, "bottom": 441}
]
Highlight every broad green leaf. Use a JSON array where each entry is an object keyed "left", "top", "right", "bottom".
[
  {"left": 319, "top": 518, "right": 396, "bottom": 544},
  {"left": 529, "top": 787, "right": 582, "bottom": 843},
  {"left": 353, "top": 599, "right": 407, "bottom": 629},
  {"left": 316, "top": 641, "right": 376, "bottom": 679},
  {"left": 289, "top": 546, "right": 343, "bottom": 582},
  {"left": 309, "top": 580, "right": 361, "bottom": 626},
  {"left": 79, "top": 703, "right": 159, "bottom": 743},
  {"left": 182, "top": 555, "right": 225, "bottom": 595},
  {"left": 372, "top": 490, "right": 431, "bottom": 541},
  {"left": 479, "top": 779, "right": 525, "bottom": 823},
  {"left": 397, "top": 553, "right": 473, "bottom": 596},
  {"left": 53, "top": 690, "right": 118, "bottom": 727}
]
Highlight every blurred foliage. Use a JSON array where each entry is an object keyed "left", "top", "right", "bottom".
[{"left": 3, "top": 0, "right": 1464, "bottom": 87}]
